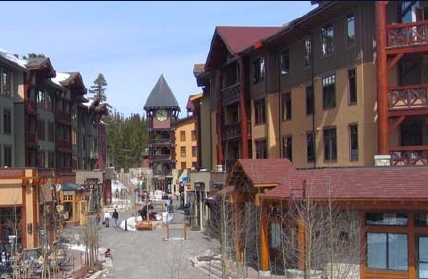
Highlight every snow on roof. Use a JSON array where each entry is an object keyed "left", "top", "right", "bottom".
[
  {"left": 0, "top": 47, "right": 27, "bottom": 68},
  {"left": 51, "top": 72, "right": 70, "bottom": 86}
]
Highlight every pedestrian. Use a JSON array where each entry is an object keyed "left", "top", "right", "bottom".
[
  {"left": 112, "top": 208, "right": 119, "bottom": 228},
  {"left": 96, "top": 212, "right": 101, "bottom": 228},
  {"left": 104, "top": 211, "right": 111, "bottom": 227}
]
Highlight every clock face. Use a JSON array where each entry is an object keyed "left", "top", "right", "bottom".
[{"left": 155, "top": 110, "right": 167, "bottom": 121}]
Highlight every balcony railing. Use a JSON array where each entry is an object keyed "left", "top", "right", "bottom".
[
  {"left": 25, "top": 100, "right": 37, "bottom": 113},
  {"left": 55, "top": 111, "right": 71, "bottom": 123},
  {"left": 56, "top": 139, "right": 71, "bottom": 150},
  {"left": 389, "top": 145, "right": 428, "bottom": 166},
  {"left": 222, "top": 121, "right": 252, "bottom": 141},
  {"left": 388, "top": 84, "right": 428, "bottom": 109},
  {"left": 387, "top": 20, "right": 428, "bottom": 48},
  {"left": 221, "top": 83, "right": 240, "bottom": 106},
  {"left": 26, "top": 131, "right": 37, "bottom": 145}
]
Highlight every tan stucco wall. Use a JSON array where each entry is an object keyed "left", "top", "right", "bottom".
[{"left": 175, "top": 117, "right": 197, "bottom": 170}]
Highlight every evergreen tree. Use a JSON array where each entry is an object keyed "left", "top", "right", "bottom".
[{"left": 89, "top": 73, "right": 108, "bottom": 103}]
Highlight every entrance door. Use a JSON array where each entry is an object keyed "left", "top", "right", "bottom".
[{"left": 417, "top": 235, "right": 428, "bottom": 278}]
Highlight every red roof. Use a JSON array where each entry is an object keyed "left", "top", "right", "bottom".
[
  {"left": 228, "top": 159, "right": 295, "bottom": 186},
  {"left": 260, "top": 166, "right": 428, "bottom": 200},
  {"left": 205, "top": 26, "right": 281, "bottom": 71},
  {"left": 216, "top": 26, "right": 281, "bottom": 54}
]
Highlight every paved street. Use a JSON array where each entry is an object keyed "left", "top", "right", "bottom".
[{"left": 98, "top": 207, "right": 221, "bottom": 279}]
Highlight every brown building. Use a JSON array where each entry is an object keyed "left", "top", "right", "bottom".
[{"left": 194, "top": 1, "right": 428, "bottom": 278}]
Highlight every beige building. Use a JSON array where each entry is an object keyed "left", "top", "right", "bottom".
[{"left": 175, "top": 115, "right": 198, "bottom": 170}]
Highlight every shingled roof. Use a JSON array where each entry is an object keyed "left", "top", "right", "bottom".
[
  {"left": 205, "top": 26, "right": 281, "bottom": 71},
  {"left": 224, "top": 159, "right": 428, "bottom": 202},
  {"left": 144, "top": 74, "right": 180, "bottom": 110},
  {"left": 260, "top": 165, "right": 428, "bottom": 201}
]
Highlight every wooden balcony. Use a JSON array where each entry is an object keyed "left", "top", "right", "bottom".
[
  {"left": 388, "top": 84, "right": 428, "bottom": 110},
  {"left": 222, "top": 121, "right": 252, "bottom": 141},
  {"left": 26, "top": 131, "right": 37, "bottom": 145},
  {"left": 221, "top": 83, "right": 240, "bottom": 106},
  {"left": 25, "top": 100, "right": 37, "bottom": 114},
  {"left": 56, "top": 139, "right": 71, "bottom": 150},
  {"left": 389, "top": 145, "right": 428, "bottom": 166},
  {"left": 387, "top": 20, "right": 428, "bottom": 52},
  {"left": 55, "top": 111, "right": 71, "bottom": 123}
]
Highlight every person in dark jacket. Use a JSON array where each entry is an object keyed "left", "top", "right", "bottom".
[{"left": 112, "top": 209, "right": 119, "bottom": 228}]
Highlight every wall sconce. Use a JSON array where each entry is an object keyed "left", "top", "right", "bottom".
[{"left": 27, "top": 223, "right": 33, "bottom": 234}]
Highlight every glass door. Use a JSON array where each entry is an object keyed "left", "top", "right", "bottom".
[{"left": 418, "top": 236, "right": 428, "bottom": 278}]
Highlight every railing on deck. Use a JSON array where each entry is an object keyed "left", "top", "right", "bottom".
[
  {"left": 387, "top": 20, "right": 428, "bottom": 47},
  {"left": 389, "top": 145, "right": 428, "bottom": 166},
  {"left": 388, "top": 84, "right": 428, "bottom": 109}
]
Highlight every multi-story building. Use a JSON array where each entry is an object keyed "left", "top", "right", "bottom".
[
  {"left": 196, "top": 1, "right": 428, "bottom": 171},
  {"left": 193, "top": 1, "right": 428, "bottom": 278},
  {"left": 0, "top": 48, "right": 108, "bottom": 250}
]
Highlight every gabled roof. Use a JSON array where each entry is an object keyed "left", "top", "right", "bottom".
[
  {"left": 0, "top": 48, "right": 27, "bottom": 70},
  {"left": 227, "top": 159, "right": 296, "bottom": 188},
  {"left": 205, "top": 26, "right": 281, "bottom": 71},
  {"left": 144, "top": 74, "right": 180, "bottom": 110},
  {"left": 55, "top": 72, "right": 87, "bottom": 94},
  {"left": 261, "top": 166, "right": 428, "bottom": 201},
  {"left": 26, "top": 57, "right": 56, "bottom": 78}
]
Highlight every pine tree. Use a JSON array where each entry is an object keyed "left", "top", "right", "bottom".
[{"left": 89, "top": 73, "right": 108, "bottom": 103}]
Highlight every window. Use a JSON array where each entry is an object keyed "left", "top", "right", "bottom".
[
  {"left": 38, "top": 150, "right": 45, "bottom": 168},
  {"left": 48, "top": 151, "right": 55, "bottom": 168},
  {"left": 348, "top": 69, "right": 357, "bottom": 104},
  {"left": 191, "top": 130, "right": 196, "bottom": 141},
  {"left": 48, "top": 121, "right": 54, "bottom": 142},
  {"left": 4, "top": 145, "right": 12, "bottom": 167},
  {"left": 192, "top": 161, "right": 197, "bottom": 168},
  {"left": 254, "top": 98, "right": 266, "bottom": 125},
  {"left": 180, "top": 162, "right": 186, "bottom": 169},
  {"left": 323, "top": 75, "right": 336, "bottom": 109},
  {"left": 349, "top": 124, "right": 358, "bottom": 161},
  {"left": 366, "top": 212, "right": 409, "bottom": 226},
  {"left": 367, "top": 233, "right": 408, "bottom": 271},
  {"left": 255, "top": 140, "right": 267, "bottom": 159},
  {"left": 282, "top": 136, "right": 292, "bottom": 161},
  {"left": 282, "top": 92, "right": 292, "bottom": 120},
  {"left": 180, "top": 146, "right": 186, "bottom": 157},
  {"left": 270, "top": 222, "right": 281, "bottom": 249},
  {"left": 253, "top": 56, "right": 266, "bottom": 83},
  {"left": 306, "top": 85, "right": 314, "bottom": 115},
  {"left": 304, "top": 38, "right": 312, "bottom": 67},
  {"left": 323, "top": 127, "right": 337, "bottom": 162},
  {"left": 191, "top": 146, "right": 197, "bottom": 157},
  {"left": 307, "top": 132, "right": 315, "bottom": 163},
  {"left": 321, "top": 24, "right": 334, "bottom": 55},
  {"left": 38, "top": 119, "right": 45, "bottom": 141},
  {"left": 280, "top": 49, "right": 290, "bottom": 75},
  {"left": 1, "top": 70, "right": 12, "bottom": 97},
  {"left": 347, "top": 14, "right": 355, "bottom": 46},
  {"left": 3, "top": 108, "right": 11, "bottom": 134},
  {"left": 180, "top": 131, "right": 186, "bottom": 141}
]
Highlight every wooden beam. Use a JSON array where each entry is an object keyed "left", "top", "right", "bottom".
[
  {"left": 388, "top": 115, "right": 405, "bottom": 134},
  {"left": 387, "top": 53, "right": 403, "bottom": 71}
]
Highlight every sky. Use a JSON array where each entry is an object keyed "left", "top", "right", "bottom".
[{"left": 1, "top": 1, "right": 315, "bottom": 118}]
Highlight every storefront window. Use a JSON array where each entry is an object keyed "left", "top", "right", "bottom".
[{"left": 367, "top": 233, "right": 408, "bottom": 271}]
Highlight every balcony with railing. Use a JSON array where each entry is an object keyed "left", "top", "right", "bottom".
[
  {"left": 25, "top": 100, "right": 37, "bottom": 114},
  {"left": 222, "top": 121, "right": 252, "bottom": 141},
  {"left": 26, "top": 131, "right": 37, "bottom": 145},
  {"left": 56, "top": 139, "right": 72, "bottom": 150},
  {"left": 221, "top": 83, "right": 240, "bottom": 106},
  {"left": 55, "top": 111, "right": 72, "bottom": 123},
  {"left": 387, "top": 20, "right": 428, "bottom": 49},
  {"left": 389, "top": 145, "right": 428, "bottom": 166},
  {"left": 388, "top": 84, "right": 428, "bottom": 110}
]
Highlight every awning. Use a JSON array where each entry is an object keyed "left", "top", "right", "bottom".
[{"left": 62, "top": 183, "right": 85, "bottom": 191}]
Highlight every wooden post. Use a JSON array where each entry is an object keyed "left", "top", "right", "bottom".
[{"left": 259, "top": 202, "right": 270, "bottom": 275}]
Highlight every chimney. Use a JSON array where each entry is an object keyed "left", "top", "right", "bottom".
[{"left": 374, "top": 155, "right": 391, "bottom": 166}]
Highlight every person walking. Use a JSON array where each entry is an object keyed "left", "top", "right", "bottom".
[
  {"left": 104, "top": 211, "right": 111, "bottom": 227},
  {"left": 96, "top": 212, "right": 101, "bottom": 228},
  {"left": 112, "top": 208, "right": 119, "bottom": 228}
]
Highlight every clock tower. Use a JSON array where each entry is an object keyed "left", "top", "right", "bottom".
[{"left": 143, "top": 74, "right": 180, "bottom": 194}]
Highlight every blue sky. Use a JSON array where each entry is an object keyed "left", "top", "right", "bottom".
[{"left": 1, "top": 1, "right": 314, "bottom": 118}]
